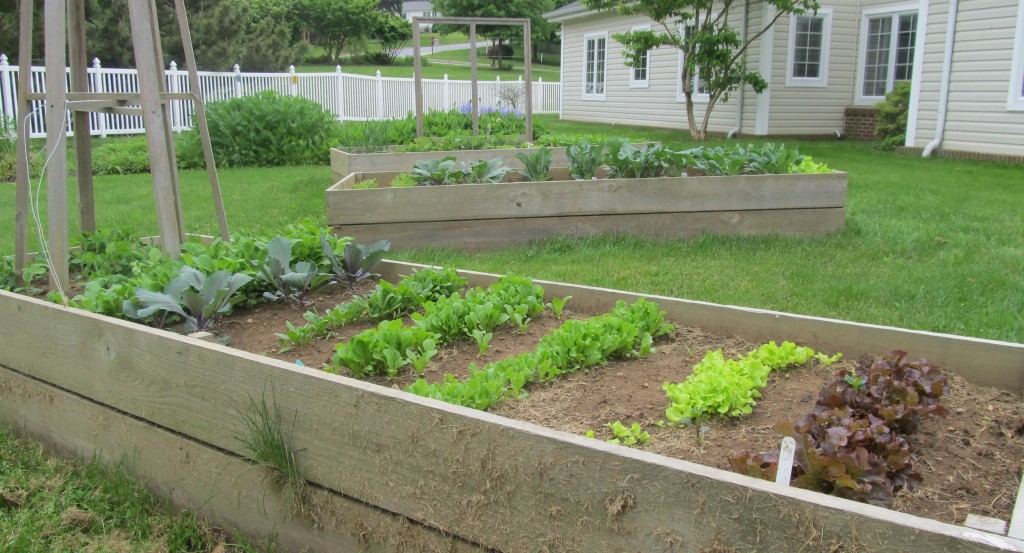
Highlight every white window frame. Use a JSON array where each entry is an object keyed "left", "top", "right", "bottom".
[
  {"left": 582, "top": 31, "right": 608, "bottom": 101},
  {"left": 786, "top": 8, "right": 832, "bottom": 88},
  {"left": 629, "top": 24, "right": 651, "bottom": 88},
  {"left": 855, "top": 3, "right": 923, "bottom": 105},
  {"left": 677, "top": 21, "right": 710, "bottom": 103},
  {"left": 1008, "top": 1, "right": 1024, "bottom": 111}
]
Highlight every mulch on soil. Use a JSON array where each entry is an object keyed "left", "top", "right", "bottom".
[{"left": 219, "top": 280, "right": 1024, "bottom": 528}]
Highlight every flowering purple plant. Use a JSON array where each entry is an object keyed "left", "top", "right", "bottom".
[{"left": 456, "top": 102, "right": 523, "bottom": 118}]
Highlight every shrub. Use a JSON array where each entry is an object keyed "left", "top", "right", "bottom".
[
  {"left": 178, "top": 91, "right": 343, "bottom": 168},
  {"left": 874, "top": 82, "right": 911, "bottom": 151},
  {"left": 92, "top": 137, "right": 152, "bottom": 175}
]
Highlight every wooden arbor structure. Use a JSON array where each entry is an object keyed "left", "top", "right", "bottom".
[
  {"left": 411, "top": 17, "right": 533, "bottom": 139},
  {"left": 14, "top": 0, "right": 229, "bottom": 291}
]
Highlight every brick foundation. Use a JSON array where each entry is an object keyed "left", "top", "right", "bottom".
[
  {"left": 895, "top": 146, "right": 1024, "bottom": 164},
  {"left": 843, "top": 107, "right": 877, "bottom": 141}
]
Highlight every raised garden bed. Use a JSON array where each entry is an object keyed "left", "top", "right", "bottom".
[
  {"left": 326, "top": 170, "right": 847, "bottom": 249},
  {"left": 2, "top": 259, "right": 1023, "bottom": 552}
]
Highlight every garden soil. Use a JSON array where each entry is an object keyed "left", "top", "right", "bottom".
[{"left": 222, "top": 282, "right": 1024, "bottom": 529}]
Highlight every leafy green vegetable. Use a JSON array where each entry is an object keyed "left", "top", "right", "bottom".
[
  {"left": 605, "top": 421, "right": 651, "bottom": 446},
  {"left": 352, "top": 178, "right": 379, "bottom": 189},
  {"left": 259, "top": 236, "right": 330, "bottom": 305},
  {"left": 731, "top": 351, "right": 946, "bottom": 507},
  {"left": 663, "top": 341, "right": 841, "bottom": 424},
  {"left": 321, "top": 235, "right": 390, "bottom": 289},
  {"left": 408, "top": 299, "right": 673, "bottom": 410},
  {"left": 123, "top": 266, "right": 252, "bottom": 333},
  {"left": 515, "top": 147, "right": 553, "bottom": 182},
  {"left": 566, "top": 140, "right": 604, "bottom": 180},
  {"left": 390, "top": 173, "right": 418, "bottom": 187}
]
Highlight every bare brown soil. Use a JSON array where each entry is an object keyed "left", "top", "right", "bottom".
[{"left": 220, "top": 281, "right": 1024, "bottom": 528}]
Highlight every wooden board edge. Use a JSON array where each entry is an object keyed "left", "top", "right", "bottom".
[
  {"left": 325, "top": 173, "right": 847, "bottom": 225},
  {"left": 1, "top": 290, "right": 1023, "bottom": 552},
  {"left": 0, "top": 364, "right": 486, "bottom": 553},
  {"left": 330, "top": 208, "right": 846, "bottom": 249},
  {"left": 375, "top": 260, "right": 1024, "bottom": 394}
]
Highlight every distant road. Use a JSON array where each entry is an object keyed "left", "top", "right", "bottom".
[{"left": 396, "top": 40, "right": 494, "bottom": 58}]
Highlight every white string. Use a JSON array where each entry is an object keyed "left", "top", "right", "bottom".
[{"left": 22, "top": 102, "right": 71, "bottom": 304}]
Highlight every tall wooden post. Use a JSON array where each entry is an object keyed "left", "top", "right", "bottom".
[
  {"left": 128, "top": 0, "right": 182, "bottom": 258},
  {"left": 412, "top": 18, "right": 423, "bottom": 137},
  {"left": 68, "top": 0, "right": 95, "bottom": 233},
  {"left": 469, "top": 23, "right": 479, "bottom": 136},
  {"left": 174, "top": 0, "right": 230, "bottom": 241},
  {"left": 148, "top": 0, "right": 186, "bottom": 242},
  {"left": 44, "top": 0, "right": 70, "bottom": 291},
  {"left": 522, "top": 20, "right": 533, "bottom": 140},
  {"left": 14, "top": 0, "right": 35, "bottom": 286}
]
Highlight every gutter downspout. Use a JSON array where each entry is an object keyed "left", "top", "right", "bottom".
[
  {"left": 923, "top": 0, "right": 958, "bottom": 157},
  {"left": 727, "top": 0, "right": 750, "bottom": 139}
]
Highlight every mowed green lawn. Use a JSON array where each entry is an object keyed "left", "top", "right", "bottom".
[{"left": 2, "top": 114, "right": 1021, "bottom": 343}]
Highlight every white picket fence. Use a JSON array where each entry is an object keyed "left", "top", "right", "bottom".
[{"left": 0, "top": 54, "right": 562, "bottom": 138}]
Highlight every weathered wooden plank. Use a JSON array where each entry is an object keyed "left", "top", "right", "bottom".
[
  {"left": 0, "top": 290, "right": 1021, "bottom": 552},
  {"left": 0, "top": 366, "right": 486, "bottom": 553},
  {"left": 25, "top": 92, "right": 195, "bottom": 102},
  {"left": 14, "top": 0, "right": 35, "bottom": 284},
  {"left": 127, "top": 0, "right": 182, "bottom": 258},
  {"left": 377, "top": 261, "right": 1024, "bottom": 394},
  {"left": 332, "top": 208, "right": 846, "bottom": 249},
  {"left": 44, "top": 0, "right": 70, "bottom": 290},
  {"left": 174, "top": 0, "right": 230, "bottom": 241},
  {"left": 326, "top": 173, "right": 847, "bottom": 225},
  {"left": 68, "top": 0, "right": 95, "bottom": 233}
]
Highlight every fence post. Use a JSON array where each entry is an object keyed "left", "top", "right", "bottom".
[
  {"left": 289, "top": 65, "right": 298, "bottom": 97},
  {"left": 167, "top": 60, "right": 180, "bottom": 131},
  {"left": 538, "top": 76, "right": 543, "bottom": 113},
  {"left": 92, "top": 58, "right": 108, "bottom": 138},
  {"left": 233, "top": 64, "right": 242, "bottom": 98},
  {"left": 443, "top": 73, "right": 450, "bottom": 110},
  {"left": 0, "top": 54, "right": 13, "bottom": 124},
  {"left": 335, "top": 65, "right": 344, "bottom": 121},
  {"left": 375, "top": 69, "right": 383, "bottom": 120}
]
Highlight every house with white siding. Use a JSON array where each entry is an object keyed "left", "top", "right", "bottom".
[{"left": 546, "top": 0, "right": 1024, "bottom": 160}]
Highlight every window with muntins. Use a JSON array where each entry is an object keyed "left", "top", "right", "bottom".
[
  {"left": 584, "top": 34, "right": 607, "bottom": 98},
  {"left": 630, "top": 25, "right": 651, "bottom": 87},
  {"left": 793, "top": 16, "right": 824, "bottom": 78},
  {"left": 862, "top": 12, "right": 918, "bottom": 98}
]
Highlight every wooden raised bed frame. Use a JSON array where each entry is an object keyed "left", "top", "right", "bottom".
[
  {"left": 326, "top": 171, "right": 848, "bottom": 249},
  {"left": 2, "top": 260, "right": 1023, "bottom": 552}
]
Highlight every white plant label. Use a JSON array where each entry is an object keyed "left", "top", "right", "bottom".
[{"left": 775, "top": 437, "right": 797, "bottom": 486}]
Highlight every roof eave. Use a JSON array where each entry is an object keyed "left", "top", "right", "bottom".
[{"left": 544, "top": 4, "right": 597, "bottom": 23}]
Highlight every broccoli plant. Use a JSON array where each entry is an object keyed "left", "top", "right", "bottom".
[
  {"left": 515, "top": 147, "right": 553, "bottom": 182},
  {"left": 122, "top": 266, "right": 253, "bottom": 332}
]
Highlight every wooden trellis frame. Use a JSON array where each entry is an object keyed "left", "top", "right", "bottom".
[
  {"left": 411, "top": 17, "right": 533, "bottom": 140},
  {"left": 14, "top": 0, "right": 229, "bottom": 290}
]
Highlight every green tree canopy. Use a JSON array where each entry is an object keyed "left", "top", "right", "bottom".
[
  {"left": 581, "top": 0, "right": 819, "bottom": 139},
  {"left": 303, "top": 0, "right": 379, "bottom": 62}
]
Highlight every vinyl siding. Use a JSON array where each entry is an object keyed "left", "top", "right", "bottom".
[
  {"left": 764, "top": 3, "right": 860, "bottom": 135},
  {"left": 559, "top": 11, "right": 737, "bottom": 134},
  {"left": 911, "top": 0, "right": 1024, "bottom": 156}
]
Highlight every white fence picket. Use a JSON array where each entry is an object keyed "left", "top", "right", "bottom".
[{"left": 0, "top": 57, "right": 561, "bottom": 138}]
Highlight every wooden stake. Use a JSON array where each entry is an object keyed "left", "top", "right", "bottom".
[
  {"left": 147, "top": 0, "right": 186, "bottom": 242},
  {"left": 412, "top": 19, "right": 423, "bottom": 138},
  {"left": 470, "top": 24, "right": 478, "bottom": 136},
  {"left": 14, "top": 0, "right": 34, "bottom": 286},
  {"left": 174, "top": 0, "right": 229, "bottom": 241},
  {"left": 68, "top": 0, "right": 95, "bottom": 233},
  {"left": 128, "top": 0, "right": 181, "bottom": 258},
  {"left": 44, "top": 0, "right": 70, "bottom": 291},
  {"left": 522, "top": 20, "right": 533, "bottom": 141}
]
